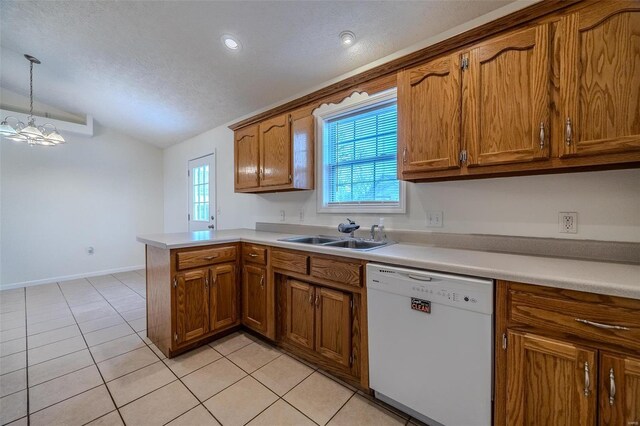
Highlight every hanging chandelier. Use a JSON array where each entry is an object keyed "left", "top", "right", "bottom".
[{"left": 0, "top": 54, "right": 66, "bottom": 146}]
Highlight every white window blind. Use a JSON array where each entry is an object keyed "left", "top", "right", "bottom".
[{"left": 325, "top": 101, "right": 399, "bottom": 206}]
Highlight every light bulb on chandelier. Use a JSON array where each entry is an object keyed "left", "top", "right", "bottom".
[{"left": 0, "top": 54, "right": 66, "bottom": 146}]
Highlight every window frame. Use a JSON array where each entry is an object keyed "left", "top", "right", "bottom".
[{"left": 314, "top": 89, "right": 406, "bottom": 214}]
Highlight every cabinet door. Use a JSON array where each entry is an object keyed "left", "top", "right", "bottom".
[
  {"left": 235, "top": 125, "right": 260, "bottom": 190},
  {"left": 506, "top": 331, "right": 596, "bottom": 426},
  {"left": 209, "top": 264, "right": 237, "bottom": 331},
  {"left": 290, "top": 109, "right": 314, "bottom": 190},
  {"left": 175, "top": 269, "right": 209, "bottom": 345},
  {"left": 559, "top": 2, "right": 640, "bottom": 158},
  {"left": 315, "top": 287, "right": 351, "bottom": 369},
  {"left": 398, "top": 53, "right": 461, "bottom": 174},
  {"left": 599, "top": 353, "right": 640, "bottom": 426},
  {"left": 242, "top": 264, "right": 267, "bottom": 333},
  {"left": 464, "top": 24, "right": 550, "bottom": 166},
  {"left": 283, "top": 279, "right": 315, "bottom": 351},
  {"left": 259, "top": 113, "right": 291, "bottom": 187}
]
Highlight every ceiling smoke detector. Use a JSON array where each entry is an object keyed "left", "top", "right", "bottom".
[{"left": 339, "top": 31, "right": 356, "bottom": 47}]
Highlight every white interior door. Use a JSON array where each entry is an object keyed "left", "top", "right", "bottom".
[{"left": 188, "top": 153, "right": 216, "bottom": 232}]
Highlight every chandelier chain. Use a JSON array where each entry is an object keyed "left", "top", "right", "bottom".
[{"left": 29, "top": 60, "right": 34, "bottom": 118}]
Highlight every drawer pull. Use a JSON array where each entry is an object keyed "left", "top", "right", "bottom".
[
  {"left": 248, "top": 253, "right": 259, "bottom": 257},
  {"left": 584, "top": 361, "right": 591, "bottom": 397},
  {"left": 609, "top": 368, "right": 616, "bottom": 406},
  {"left": 575, "top": 318, "right": 630, "bottom": 331},
  {"left": 204, "top": 255, "right": 218, "bottom": 260}
]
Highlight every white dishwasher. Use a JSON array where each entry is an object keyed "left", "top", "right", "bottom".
[{"left": 367, "top": 263, "right": 493, "bottom": 426}]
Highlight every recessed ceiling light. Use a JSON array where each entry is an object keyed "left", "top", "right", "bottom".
[
  {"left": 222, "top": 35, "right": 241, "bottom": 51},
  {"left": 339, "top": 31, "right": 356, "bottom": 47}
]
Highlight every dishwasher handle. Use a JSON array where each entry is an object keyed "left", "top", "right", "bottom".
[{"left": 406, "top": 273, "right": 433, "bottom": 282}]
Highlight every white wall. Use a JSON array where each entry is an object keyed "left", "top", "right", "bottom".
[
  {"left": 164, "top": 122, "right": 640, "bottom": 243},
  {"left": 1, "top": 125, "right": 164, "bottom": 287},
  {"left": 163, "top": 125, "right": 252, "bottom": 233}
]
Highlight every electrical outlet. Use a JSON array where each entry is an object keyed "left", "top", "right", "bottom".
[
  {"left": 299, "top": 208, "right": 305, "bottom": 222},
  {"left": 426, "top": 211, "right": 443, "bottom": 228},
  {"left": 559, "top": 212, "right": 577, "bottom": 234},
  {"left": 87, "top": 246, "right": 95, "bottom": 255},
  {"left": 279, "top": 210, "right": 286, "bottom": 222}
]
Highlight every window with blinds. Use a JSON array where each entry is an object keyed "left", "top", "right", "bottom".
[{"left": 323, "top": 100, "right": 400, "bottom": 209}]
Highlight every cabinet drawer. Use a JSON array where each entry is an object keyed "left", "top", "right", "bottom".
[
  {"left": 242, "top": 244, "right": 267, "bottom": 265},
  {"left": 508, "top": 284, "right": 640, "bottom": 351},
  {"left": 310, "top": 256, "right": 362, "bottom": 287},
  {"left": 272, "top": 249, "right": 309, "bottom": 275},
  {"left": 176, "top": 246, "right": 237, "bottom": 270}
]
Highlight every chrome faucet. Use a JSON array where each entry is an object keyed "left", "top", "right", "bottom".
[
  {"left": 370, "top": 224, "right": 380, "bottom": 241},
  {"left": 338, "top": 218, "right": 360, "bottom": 238}
]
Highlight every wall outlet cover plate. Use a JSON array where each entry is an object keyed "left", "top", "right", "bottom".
[{"left": 559, "top": 212, "right": 578, "bottom": 234}]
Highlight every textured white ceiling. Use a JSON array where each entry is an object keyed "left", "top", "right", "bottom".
[{"left": 1, "top": 0, "right": 514, "bottom": 147}]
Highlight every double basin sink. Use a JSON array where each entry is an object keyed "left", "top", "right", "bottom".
[{"left": 278, "top": 235, "right": 394, "bottom": 251}]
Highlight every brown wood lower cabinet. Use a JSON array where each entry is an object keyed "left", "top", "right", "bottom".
[
  {"left": 284, "top": 279, "right": 314, "bottom": 350},
  {"left": 146, "top": 244, "right": 241, "bottom": 358},
  {"left": 506, "top": 331, "right": 596, "bottom": 425},
  {"left": 242, "top": 264, "right": 268, "bottom": 333},
  {"left": 175, "top": 268, "right": 209, "bottom": 345},
  {"left": 283, "top": 278, "right": 352, "bottom": 369},
  {"left": 599, "top": 353, "right": 640, "bottom": 426},
  {"left": 209, "top": 264, "right": 237, "bottom": 331},
  {"left": 496, "top": 280, "right": 640, "bottom": 426},
  {"left": 175, "top": 263, "right": 240, "bottom": 348}
]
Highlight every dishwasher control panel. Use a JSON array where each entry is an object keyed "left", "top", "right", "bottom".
[{"left": 367, "top": 264, "right": 493, "bottom": 315}]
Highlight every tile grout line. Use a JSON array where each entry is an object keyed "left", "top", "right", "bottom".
[
  {"left": 83, "top": 275, "right": 196, "bottom": 425},
  {"left": 55, "top": 280, "right": 127, "bottom": 426},
  {"left": 24, "top": 286, "right": 30, "bottom": 426}
]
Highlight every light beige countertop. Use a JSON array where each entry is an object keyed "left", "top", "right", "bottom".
[{"left": 137, "top": 229, "right": 640, "bottom": 300}]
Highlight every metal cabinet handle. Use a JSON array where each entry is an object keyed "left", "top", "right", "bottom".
[
  {"left": 565, "top": 117, "right": 572, "bottom": 146},
  {"left": 402, "top": 147, "right": 407, "bottom": 164},
  {"left": 315, "top": 295, "right": 319, "bottom": 307},
  {"left": 539, "top": 122, "right": 545, "bottom": 149},
  {"left": 309, "top": 293, "right": 313, "bottom": 305},
  {"left": 609, "top": 367, "right": 616, "bottom": 406},
  {"left": 205, "top": 277, "right": 209, "bottom": 289},
  {"left": 575, "top": 318, "right": 630, "bottom": 331},
  {"left": 260, "top": 275, "right": 264, "bottom": 289},
  {"left": 584, "top": 361, "right": 591, "bottom": 396},
  {"left": 248, "top": 253, "right": 258, "bottom": 258},
  {"left": 204, "top": 255, "right": 217, "bottom": 260}
]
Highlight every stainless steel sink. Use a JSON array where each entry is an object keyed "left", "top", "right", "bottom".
[
  {"left": 323, "top": 239, "right": 389, "bottom": 250},
  {"left": 278, "top": 235, "right": 394, "bottom": 251},
  {"left": 279, "top": 236, "right": 341, "bottom": 245}
]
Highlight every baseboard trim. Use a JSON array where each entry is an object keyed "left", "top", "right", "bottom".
[{"left": 0, "top": 264, "right": 145, "bottom": 291}]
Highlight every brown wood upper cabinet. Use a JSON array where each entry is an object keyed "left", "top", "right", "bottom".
[
  {"left": 234, "top": 108, "right": 314, "bottom": 193},
  {"left": 464, "top": 24, "right": 551, "bottom": 167},
  {"left": 398, "top": 52, "right": 462, "bottom": 175},
  {"left": 559, "top": 2, "right": 640, "bottom": 158},
  {"left": 234, "top": 124, "right": 259, "bottom": 190},
  {"left": 260, "top": 114, "right": 291, "bottom": 187}
]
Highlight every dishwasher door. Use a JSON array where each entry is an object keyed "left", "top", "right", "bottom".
[{"left": 367, "top": 264, "right": 493, "bottom": 426}]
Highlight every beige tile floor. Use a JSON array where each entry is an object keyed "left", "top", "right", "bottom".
[{"left": 0, "top": 270, "right": 424, "bottom": 426}]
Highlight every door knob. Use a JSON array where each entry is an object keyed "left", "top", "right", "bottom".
[{"left": 208, "top": 224, "right": 215, "bottom": 229}]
